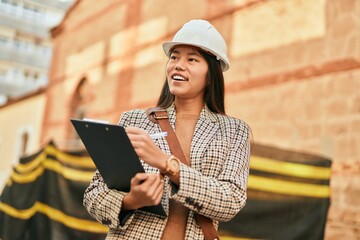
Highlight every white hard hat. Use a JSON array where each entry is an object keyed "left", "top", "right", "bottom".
[{"left": 163, "top": 19, "right": 230, "bottom": 71}]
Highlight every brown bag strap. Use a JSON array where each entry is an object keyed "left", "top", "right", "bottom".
[
  {"left": 146, "top": 107, "right": 188, "bottom": 165},
  {"left": 147, "top": 107, "right": 220, "bottom": 240}
]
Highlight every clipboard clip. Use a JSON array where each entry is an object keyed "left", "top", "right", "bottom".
[{"left": 83, "top": 118, "right": 109, "bottom": 124}]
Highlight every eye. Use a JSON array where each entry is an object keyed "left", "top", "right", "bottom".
[
  {"left": 170, "top": 55, "right": 178, "bottom": 60},
  {"left": 188, "top": 58, "right": 199, "bottom": 62}
]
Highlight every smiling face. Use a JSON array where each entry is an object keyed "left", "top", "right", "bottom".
[{"left": 166, "top": 46, "right": 209, "bottom": 103}]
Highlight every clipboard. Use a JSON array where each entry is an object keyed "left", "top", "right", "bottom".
[{"left": 70, "top": 118, "right": 166, "bottom": 217}]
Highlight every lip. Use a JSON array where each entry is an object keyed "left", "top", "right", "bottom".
[{"left": 171, "top": 73, "right": 188, "bottom": 81}]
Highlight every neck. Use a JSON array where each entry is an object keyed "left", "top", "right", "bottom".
[{"left": 174, "top": 98, "right": 204, "bottom": 115}]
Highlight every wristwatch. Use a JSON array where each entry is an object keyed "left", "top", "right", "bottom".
[{"left": 164, "top": 155, "right": 181, "bottom": 175}]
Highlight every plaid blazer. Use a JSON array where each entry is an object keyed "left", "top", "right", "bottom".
[{"left": 83, "top": 104, "right": 250, "bottom": 240}]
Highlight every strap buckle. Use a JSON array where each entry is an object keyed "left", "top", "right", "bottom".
[
  {"left": 153, "top": 111, "right": 168, "bottom": 120},
  {"left": 146, "top": 107, "right": 168, "bottom": 123}
]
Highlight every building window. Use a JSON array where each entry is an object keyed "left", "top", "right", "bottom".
[
  {"left": 21, "top": 132, "right": 29, "bottom": 156},
  {"left": 74, "top": 77, "right": 89, "bottom": 102},
  {"left": 13, "top": 127, "right": 32, "bottom": 165},
  {"left": 68, "top": 76, "right": 93, "bottom": 149}
]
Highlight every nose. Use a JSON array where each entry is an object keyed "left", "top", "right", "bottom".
[{"left": 175, "top": 60, "right": 186, "bottom": 71}]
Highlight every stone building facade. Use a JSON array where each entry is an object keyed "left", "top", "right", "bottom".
[{"left": 43, "top": 0, "right": 360, "bottom": 239}]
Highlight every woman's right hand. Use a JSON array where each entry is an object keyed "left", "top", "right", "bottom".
[{"left": 122, "top": 173, "right": 164, "bottom": 211}]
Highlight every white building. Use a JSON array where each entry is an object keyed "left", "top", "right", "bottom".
[{"left": 0, "top": 0, "right": 73, "bottom": 191}]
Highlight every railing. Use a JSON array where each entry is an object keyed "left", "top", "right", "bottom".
[
  {"left": 0, "top": 2, "right": 43, "bottom": 23},
  {"left": 0, "top": 38, "right": 52, "bottom": 69},
  {"left": 0, "top": 70, "right": 48, "bottom": 97},
  {"left": 0, "top": 2, "right": 64, "bottom": 37},
  {"left": 26, "top": 0, "right": 74, "bottom": 11}
]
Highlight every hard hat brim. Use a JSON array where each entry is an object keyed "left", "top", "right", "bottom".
[{"left": 162, "top": 41, "right": 229, "bottom": 71}]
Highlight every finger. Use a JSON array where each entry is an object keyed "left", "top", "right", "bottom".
[
  {"left": 152, "top": 179, "right": 165, "bottom": 204},
  {"left": 127, "top": 132, "right": 149, "bottom": 146},
  {"left": 140, "top": 175, "right": 162, "bottom": 197},
  {"left": 131, "top": 173, "right": 149, "bottom": 185},
  {"left": 126, "top": 127, "right": 147, "bottom": 135},
  {"left": 126, "top": 132, "right": 141, "bottom": 142},
  {"left": 154, "top": 178, "right": 164, "bottom": 197},
  {"left": 148, "top": 175, "right": 164, "bottom": 193},
  {"left": 125, "top": 126, "right": 139, "bottom": 133},
  {"left": 126, "top": 128, "right": 153, "bottom": 144},
  {"left": 139, "top": 174, "right": 157, "bottom": 188},
  {"left": 125, "top": 127, "right": 141, "bottom": 142}
]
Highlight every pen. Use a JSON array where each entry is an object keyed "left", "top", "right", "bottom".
[{"left": 149, "top": 132, "right": 168, "bottom": 139}]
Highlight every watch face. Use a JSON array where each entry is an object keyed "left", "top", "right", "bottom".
[{"left": 169, "top": 157, "right": 180, "bottom": 173}]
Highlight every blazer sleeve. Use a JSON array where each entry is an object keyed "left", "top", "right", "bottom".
[
  {"left": 170, "top": 119, "right": 251, "bottom": 222},
  {"left": 83, "top": 111, "right": 136, "bottom": 230}
]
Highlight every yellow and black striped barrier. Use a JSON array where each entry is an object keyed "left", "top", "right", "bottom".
[{"left": 0, "top": 141, "right": 331, "bottom": 239}]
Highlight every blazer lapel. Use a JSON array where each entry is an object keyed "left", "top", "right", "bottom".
[
  {"left": 167, "top": 104, "right": 176, "bottom": 129},
  {"left": 190, "top": 106, "right": 219, "bottom": 171}
]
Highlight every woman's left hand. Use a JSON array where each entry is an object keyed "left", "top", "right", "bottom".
[{"left": 125, "top": 126, "right": 168, "bottom": 171}]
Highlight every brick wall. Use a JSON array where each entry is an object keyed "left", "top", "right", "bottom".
[{"left": 44, "top": 0, "right": 360, "bottom": 238}]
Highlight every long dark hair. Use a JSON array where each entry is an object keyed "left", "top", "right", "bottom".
[{"left": 157, "top": 49, "right": 225, "bottom": 114}]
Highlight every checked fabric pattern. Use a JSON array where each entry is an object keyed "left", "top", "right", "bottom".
[{"left": 83, "top": 104, "right": 251, "bottom": 240}]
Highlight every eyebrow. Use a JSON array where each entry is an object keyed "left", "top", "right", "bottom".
[{"left": 171, "top": 48, "right": 201, "bottom": 56}]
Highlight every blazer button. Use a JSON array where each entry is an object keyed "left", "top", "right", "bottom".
[
  {"left": 101, "top": 218, "right": 111, "bottom": 225},
  {"left": 185, "top": 197, "right": 194, "bottom": 205}
]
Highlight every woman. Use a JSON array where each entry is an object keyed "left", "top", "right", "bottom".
[{"left": 83, "top": 19, "right": 251, "bottom": 240}]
